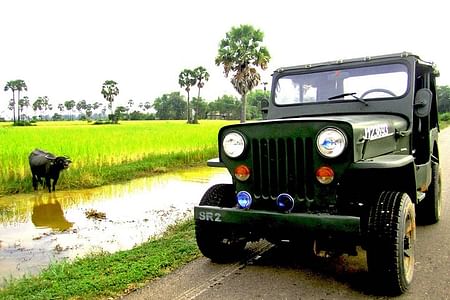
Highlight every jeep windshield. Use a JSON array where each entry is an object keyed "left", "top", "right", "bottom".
[{"left": 274, "top": 63, "right": 408, "bottom": 105}]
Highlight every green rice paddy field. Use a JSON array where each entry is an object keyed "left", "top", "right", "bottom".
[{"left": 0, "top": 120, "right": 234, "bottom": 195}]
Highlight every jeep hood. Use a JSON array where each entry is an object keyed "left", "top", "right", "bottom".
[
  {"left": 321, "top": 114, "right": 409, "bottom": 160},
  {"left": 220, "top": 114, "right": 409, "bottom": 161}
]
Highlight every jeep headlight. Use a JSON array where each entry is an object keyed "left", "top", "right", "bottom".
[
  {"left": 316, "top": 128, "right": 347, "bottom": 158},
  {"left": 223, "top": 132, "right": 246, "bottom": 158}
]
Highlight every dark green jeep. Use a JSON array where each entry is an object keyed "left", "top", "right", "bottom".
[{"left": 194, "top": 52, "right": 441, "bottom": 294}]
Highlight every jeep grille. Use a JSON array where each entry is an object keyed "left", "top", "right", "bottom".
[{"left": 252, "top": 137, "right": 314, "bottom": 202}]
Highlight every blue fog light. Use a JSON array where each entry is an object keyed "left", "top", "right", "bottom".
[
  {"left": 276, "top": 193, "right": 295, "bottom": 213},
  {"left": 236, "top": 191, "right": 252, "bottom": 209}
]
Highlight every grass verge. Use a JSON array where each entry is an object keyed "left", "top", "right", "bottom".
[{"left": 0, "top": 219, "right": 200, "bottom": 300}]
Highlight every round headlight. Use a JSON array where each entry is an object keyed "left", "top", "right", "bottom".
[
  {"left": 316, "top": 128, "right": 347, "bottom": 158},
  {"left": 223, "top": 132, "right": 246, "bottom": 158}
]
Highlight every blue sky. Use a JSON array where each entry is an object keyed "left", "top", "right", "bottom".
[{"left": 1, "top": 0, "right": 449, "bottom": 117}]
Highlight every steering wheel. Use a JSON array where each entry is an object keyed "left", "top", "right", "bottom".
[{"left": 360, "top": 88, "right": 396, "bottom": 99}]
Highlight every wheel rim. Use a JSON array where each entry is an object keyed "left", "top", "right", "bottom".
[{"left": 403, "top": 207, "right": 416, "bottom": 283}]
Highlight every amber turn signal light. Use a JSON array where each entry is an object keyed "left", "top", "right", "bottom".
[
  {"left": 316, "top": 166, "right": 334, "bottom": 184},
  {"left": 234, "top": 164, "right": 251, "bottom": 181}
]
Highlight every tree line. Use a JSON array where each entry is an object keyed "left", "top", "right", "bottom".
[
  {"left": 6, "top": 23, "right": 449, "bottom": 124},
  {"left": 3, "top": 24, "right": 271, "bottom": 125},
  {"left": 5, "top": 81, "right": 449, "bottom": 123},
  {"left": 438, "top": 85, "right": 450, "bottom": 112},
  {"left": 2, "top": 77, "right": 269, "bottom": 122}
]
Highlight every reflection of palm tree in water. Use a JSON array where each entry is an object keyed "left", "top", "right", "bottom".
[{"left": 32, "top": 193, "right": 73, "bottom": 231}]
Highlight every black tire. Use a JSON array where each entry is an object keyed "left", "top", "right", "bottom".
[
  {"left": 367, "top": 191, "right": 416, "bottom": 295},
  {"left": 195, "top": 184, "right": 247, "bottom": 262},
  {"left": 417, "top": 161, "right": 441, "bottom": 224}
]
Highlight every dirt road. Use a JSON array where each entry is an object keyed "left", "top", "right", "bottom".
[{"left": 121, "top": 128, "right": 450, "bottom": 300}]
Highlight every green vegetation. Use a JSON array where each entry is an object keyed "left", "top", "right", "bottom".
[
  {"left": 0, "top": 219, "right": 200, "bottom": 300},
  {"left": 178, "top": 66, "right": 210, "bottom": 124},
  {"left": 101, "top": 80, "right": 120, "bottom": 122},
  {"left": 0, "top": 120, "right": 234, "bottom": 195},
  {"left": 178, "top": 69, "right": 198, "bottom": 124},
  {"left": 437, "top": 85, "right": 450, "bottom": 113},
  {"left": 439, "top": 113, "right": 450, "bottom": 128},
  {"left": 215, "top": 24, "right": 271, "bottom": 123},
  {"left": 4, "top": 79, "right": 28, "bottom": 124}
]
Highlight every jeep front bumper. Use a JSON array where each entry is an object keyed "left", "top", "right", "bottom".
[{"left": 194, "top": 206, "right": 361, "bottom": 237}]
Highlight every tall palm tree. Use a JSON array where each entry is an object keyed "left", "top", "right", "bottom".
[
  {"left": 4, "top": 81, "right": 17, "bottom": 122},
  {"left": 101, "top": 80, "right": 120, "bottom": 121},
  {"left": 15, "top": 80, "right": 27, "bottom": 122},
  {"left": 193, "top": 66, "right": 209, "bottom": 124},
  {"left": 215, "top": 24, "right": 270, "bottom": 123},
  {"left": 178, "top": 69, "right": 197, "bottom": 124}
]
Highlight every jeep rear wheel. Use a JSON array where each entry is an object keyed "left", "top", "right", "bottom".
[
  {"left": 367, "top": 191, "right": 416, "bottom": 295},
  {"left": 195, "top": 184, "right": 247, "bottom": 262},
  {"left": 417, "top": 161, "right": 441, "bottom": 224}
]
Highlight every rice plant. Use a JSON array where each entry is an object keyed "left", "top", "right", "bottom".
[{"left": 0, "top": 120, "right": 233, "bottom": 195}]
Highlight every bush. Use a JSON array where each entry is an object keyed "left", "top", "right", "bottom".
[
  {"left": 439, "top": 112, "right": 450, "bottom": 122},
  {"left": 12, "top": 121, "right": 35, "bottom": 127},
  {"left": 92, "top": 120, "right": 118, "bottom": 125}
]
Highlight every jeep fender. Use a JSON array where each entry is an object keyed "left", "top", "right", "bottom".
[{"left": 349, "top": 154, "right": 417, "bottom": 203}]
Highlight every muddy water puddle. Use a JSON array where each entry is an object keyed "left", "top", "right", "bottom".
[{"left": 0, "top": 166, "right": 230, "bottom": 283}]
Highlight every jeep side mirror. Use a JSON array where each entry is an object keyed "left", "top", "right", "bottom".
[
  {"left": 414, "top": 88, "right": 433, "bottom": 118},
  {"left": 261, "top": 99, "right": 269, "bottom": 120}
]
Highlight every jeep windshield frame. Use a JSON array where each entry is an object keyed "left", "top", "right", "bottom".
[
  {"left": 274, "top": 63, "right": 409, "bottom": 106},
  {"left": 268, "top": 54, "right": 418, "bottom": 121}
]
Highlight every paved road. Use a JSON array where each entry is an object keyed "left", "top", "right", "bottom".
[{"left": 122, "top": 129, "right": 450, "bottom": 300}]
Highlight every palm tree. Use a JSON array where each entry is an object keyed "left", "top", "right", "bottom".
[
  {"left": 15, "top": 80, "right": 28, "bottom": 122},
  {"left": 32, "top": 97, "right": 45, "bottom": 120},
  {"left": 64, "top": 100, "right": 76, "bottom": 120},
  {"left": 92, "top": 102, "right": 102, "bottom": 119},
  {"left": 18, "top": 96, "right": 30, "bottom": 121},
  {"left": 127, "top": 99, "right": 134, "bottom": 120},
  {"left": 4, "top": 81, "right": 17, "bottom": 122},
  {"left": 8, "top": 99, "right": 15, "bottom": 120},
  {"left": 101, "top": 80, "right": 120, "bottom": 122},
  {"left": 76, "top": 99, "right": 87, "bottom": 117},
  {"left": 193, "top": 66, "right": 209, "bottom": 124},
  {"left": 215, "top": 24, "right": 270, "bottom": 123},
  {"left": 178, "top": 69, "right": 197, "bottom": 124}
]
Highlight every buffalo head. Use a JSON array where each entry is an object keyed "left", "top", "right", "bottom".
[{"left": 47, "top": 156, "right": 72, "bottom": 170}]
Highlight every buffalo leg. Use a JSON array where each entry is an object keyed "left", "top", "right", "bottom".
[
  {"left": 52, "top": 174, "right": 60, "bottom": 191},
  {"left": 45, "top": 177, "right": 51, "bottom": 193},
  {"left": 32, "top": 175, "right": 38, "bottom": 191}
]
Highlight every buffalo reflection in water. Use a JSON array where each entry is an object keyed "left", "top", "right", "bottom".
[{"left": 31, "top": 194, "right": 73, "bottom": 231}]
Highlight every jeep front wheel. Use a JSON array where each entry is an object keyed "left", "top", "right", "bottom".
[
  {"left": 195, "top": 184, "right": 247, "bottom": 262},
  {"left": 367, "top": 191, "right": 416, "bottom": 295}
]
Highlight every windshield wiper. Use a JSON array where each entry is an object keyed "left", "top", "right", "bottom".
[{"left": 328, "top": 92, "right": 368, "bottom": 106}]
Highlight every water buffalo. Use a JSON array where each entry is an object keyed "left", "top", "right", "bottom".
[{"left": 29, "top": 149, "right": 71, "bottom": 192}]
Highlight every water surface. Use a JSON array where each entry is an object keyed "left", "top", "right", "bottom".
[{"left": 0, "top": 166, "right": 230, "bottom": 282}]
